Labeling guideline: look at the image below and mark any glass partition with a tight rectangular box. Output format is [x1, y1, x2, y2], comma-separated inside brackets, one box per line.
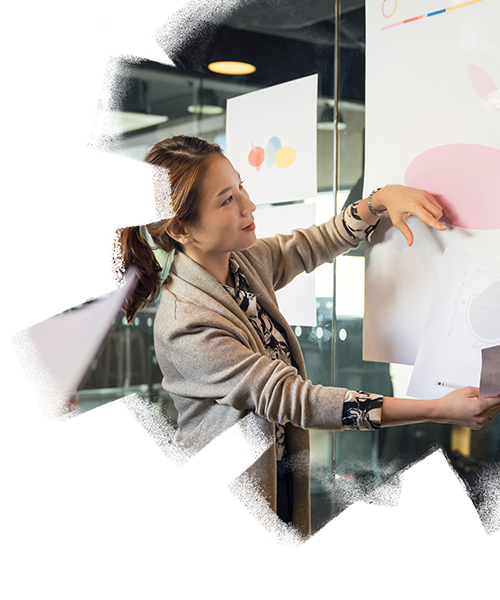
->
[73, 0, 498, 533]
[334, 0, 499, 523]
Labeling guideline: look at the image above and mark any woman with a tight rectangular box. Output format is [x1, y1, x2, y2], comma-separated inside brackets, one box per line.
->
[118, 135, 500, 539]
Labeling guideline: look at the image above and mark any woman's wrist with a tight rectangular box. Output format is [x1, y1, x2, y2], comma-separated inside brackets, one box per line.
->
[366, 187, 388, 216]
[357, 190, 387, 226]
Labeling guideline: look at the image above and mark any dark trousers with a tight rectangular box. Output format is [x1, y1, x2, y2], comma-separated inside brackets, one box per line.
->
[277, 454, 292, 547]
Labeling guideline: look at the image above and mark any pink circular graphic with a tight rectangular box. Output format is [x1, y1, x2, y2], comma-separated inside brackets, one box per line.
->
[382, 0, 397, 19]
[404, 144, 500, 230]
[467, 64, 500, 111]
[248, 145, 265, 169]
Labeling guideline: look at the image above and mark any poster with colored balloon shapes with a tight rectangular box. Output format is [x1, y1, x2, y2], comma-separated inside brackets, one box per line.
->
[225, 74, 318, 205]
[363, 0, 500, 368]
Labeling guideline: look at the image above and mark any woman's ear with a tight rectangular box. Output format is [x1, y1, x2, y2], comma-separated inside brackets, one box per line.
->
[166, 219, 191, 246]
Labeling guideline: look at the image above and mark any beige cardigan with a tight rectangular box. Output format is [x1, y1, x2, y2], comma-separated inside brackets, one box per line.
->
[153, 213, 361, 539]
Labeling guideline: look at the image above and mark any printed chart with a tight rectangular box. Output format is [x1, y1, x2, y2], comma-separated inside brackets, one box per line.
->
[363, 0, 500, 365]
[381, 0, 484, 31]
[408, 249, 500, 399]
[458, 272, 500, 345]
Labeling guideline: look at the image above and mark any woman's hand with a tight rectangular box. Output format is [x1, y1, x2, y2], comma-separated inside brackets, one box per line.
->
[359, 184, 447, 246]
[430, 387, 500, 430]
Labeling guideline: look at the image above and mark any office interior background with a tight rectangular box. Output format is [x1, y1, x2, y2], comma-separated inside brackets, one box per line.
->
[71, 0, 500, 535]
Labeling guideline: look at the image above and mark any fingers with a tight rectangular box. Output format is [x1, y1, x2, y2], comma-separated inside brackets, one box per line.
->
[482, 393, 500, 411]
[472, 394, 500, 429]
[415, 205, 447, 232]
[393, 216, 414, 246]
[420, 190, 444, 218]
[381, 185, 448, 244]
[406, 190, 447, 231]
[392, 202, 442, 245]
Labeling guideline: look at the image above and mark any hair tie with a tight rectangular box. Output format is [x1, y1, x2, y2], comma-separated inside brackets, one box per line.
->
[139, 225, 175, 283]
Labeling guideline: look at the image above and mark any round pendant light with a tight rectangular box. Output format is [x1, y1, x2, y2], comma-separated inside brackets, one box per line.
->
[208, 61, 256, 75]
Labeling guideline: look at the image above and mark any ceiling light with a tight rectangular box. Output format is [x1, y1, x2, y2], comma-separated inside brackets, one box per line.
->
[208, 61, 256, 75]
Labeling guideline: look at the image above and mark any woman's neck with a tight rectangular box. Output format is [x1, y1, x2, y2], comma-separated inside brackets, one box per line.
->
[184, 248, 234, 287]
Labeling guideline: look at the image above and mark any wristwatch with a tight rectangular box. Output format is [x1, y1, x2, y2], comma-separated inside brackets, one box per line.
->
[366, 188, 388, 217]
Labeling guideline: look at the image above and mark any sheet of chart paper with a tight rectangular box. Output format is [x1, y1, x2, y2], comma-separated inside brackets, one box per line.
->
[363, 0, 500, 365]
[408, 248, 500, 399]
[13, 269, 137, 408]
[255, 202, 317, 326]
[480, 345, 500, 398]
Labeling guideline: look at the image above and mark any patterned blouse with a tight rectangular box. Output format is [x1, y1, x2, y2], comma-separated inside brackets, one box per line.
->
[222, 201, 384, 462]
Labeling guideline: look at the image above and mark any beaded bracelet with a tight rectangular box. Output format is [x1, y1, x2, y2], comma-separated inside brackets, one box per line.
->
[366, 187, 388, 217]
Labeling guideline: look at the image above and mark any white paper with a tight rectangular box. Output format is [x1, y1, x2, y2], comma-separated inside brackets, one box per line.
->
[408, 249, 500, 399]
[255, 202, 317, 326]
[363, 0, 500, 364]
[480, 345, 500, 398]
[226, 74, 318, 205]
[13, 269, 137, 413]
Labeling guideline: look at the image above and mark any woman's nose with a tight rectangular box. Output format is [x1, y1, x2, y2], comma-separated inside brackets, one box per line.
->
[241, 194, 256, 215]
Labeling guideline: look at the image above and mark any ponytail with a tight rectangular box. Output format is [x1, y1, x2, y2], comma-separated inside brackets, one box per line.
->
[117, 225, 164, 323]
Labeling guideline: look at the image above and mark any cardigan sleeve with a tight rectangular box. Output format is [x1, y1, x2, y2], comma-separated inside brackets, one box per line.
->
[244, 202, 378, 292]
[222, 260, 384, 432]
[155, 310, 348, 431]
[342, 200, 380, 242]
[341, 390, 383, 430]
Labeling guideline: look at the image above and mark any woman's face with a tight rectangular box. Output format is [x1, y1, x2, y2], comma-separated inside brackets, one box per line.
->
[185, 154, 257, 256]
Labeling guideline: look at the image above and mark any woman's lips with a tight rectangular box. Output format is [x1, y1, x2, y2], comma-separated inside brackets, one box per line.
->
[242, 222, 255, 231]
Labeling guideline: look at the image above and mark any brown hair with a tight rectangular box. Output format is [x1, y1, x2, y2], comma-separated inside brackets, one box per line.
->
[116, 135, 223, 322]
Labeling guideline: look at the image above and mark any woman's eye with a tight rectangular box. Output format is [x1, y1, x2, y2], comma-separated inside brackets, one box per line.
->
[222, 182, 243, 205]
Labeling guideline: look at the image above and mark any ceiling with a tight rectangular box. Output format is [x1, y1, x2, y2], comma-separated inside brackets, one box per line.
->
[111, 0, 366, 136]
[173, 0, 365, 48]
